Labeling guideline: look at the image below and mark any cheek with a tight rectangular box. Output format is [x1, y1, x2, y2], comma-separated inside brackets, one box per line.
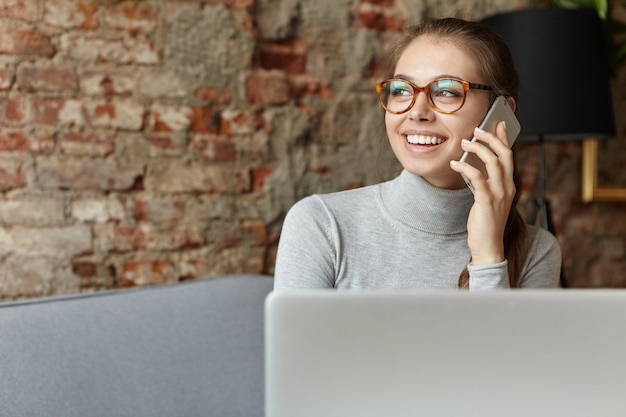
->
[385, 113, 401, 134]
[452, 119, 477, 139]
[465, 98, 493, 128]
[451, 109, 488, 138]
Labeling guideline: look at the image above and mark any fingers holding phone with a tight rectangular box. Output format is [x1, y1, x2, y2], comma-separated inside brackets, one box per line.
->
[452, 96, 520, 194]
[450, 122, 517, 266]
[461, 125, 515, 197]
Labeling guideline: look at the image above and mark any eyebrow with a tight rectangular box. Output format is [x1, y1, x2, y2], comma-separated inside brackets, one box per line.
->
[392, 73, 463, 83]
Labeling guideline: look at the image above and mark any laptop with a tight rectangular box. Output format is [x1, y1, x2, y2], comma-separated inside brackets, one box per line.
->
[265, 289, 626, 417]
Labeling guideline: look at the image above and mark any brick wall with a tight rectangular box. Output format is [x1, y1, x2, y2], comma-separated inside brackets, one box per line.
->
[0, 0, 625, 299]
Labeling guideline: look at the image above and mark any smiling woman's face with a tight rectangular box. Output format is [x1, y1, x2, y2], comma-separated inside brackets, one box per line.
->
[385, 35, 492, 190]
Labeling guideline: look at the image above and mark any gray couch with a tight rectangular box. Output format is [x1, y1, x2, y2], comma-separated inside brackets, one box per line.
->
[0, 274, 274, 417]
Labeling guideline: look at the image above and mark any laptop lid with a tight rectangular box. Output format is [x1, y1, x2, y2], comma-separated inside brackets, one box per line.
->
[265, 290, 626, 417]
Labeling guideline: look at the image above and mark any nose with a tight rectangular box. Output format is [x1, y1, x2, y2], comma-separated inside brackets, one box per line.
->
[407, 89, 434, 121]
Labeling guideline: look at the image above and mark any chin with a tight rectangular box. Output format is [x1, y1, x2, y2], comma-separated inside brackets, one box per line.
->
[401, 165, 462, 189]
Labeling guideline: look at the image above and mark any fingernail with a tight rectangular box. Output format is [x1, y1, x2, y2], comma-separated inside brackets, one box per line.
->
[474, 127, 485, 133]
[502, 121, 507, 130]
[450, 160, 459, 166]
[462, 138, 472, 144]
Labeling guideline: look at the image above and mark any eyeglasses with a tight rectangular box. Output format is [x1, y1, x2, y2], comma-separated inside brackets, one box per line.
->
[375, 78, 493, 114]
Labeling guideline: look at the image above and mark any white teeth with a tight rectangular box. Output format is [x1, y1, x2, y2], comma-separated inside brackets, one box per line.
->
[406, 135, 444, 145]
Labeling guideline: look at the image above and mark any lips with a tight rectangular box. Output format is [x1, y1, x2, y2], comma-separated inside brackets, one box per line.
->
[405, 134, 446, 145]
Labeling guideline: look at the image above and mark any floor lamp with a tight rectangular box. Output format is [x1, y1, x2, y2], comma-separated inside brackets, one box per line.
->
[482, 8, 616, 287]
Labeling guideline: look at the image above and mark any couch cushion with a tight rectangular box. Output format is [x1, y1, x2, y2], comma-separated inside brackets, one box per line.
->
[0, 274, 274, 417]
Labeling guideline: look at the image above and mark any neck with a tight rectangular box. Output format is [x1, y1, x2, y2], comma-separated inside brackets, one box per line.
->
[381, 170, 474, 235]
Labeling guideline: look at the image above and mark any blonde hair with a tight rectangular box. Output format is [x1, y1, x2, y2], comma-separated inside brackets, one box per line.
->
[382, 18, 529, 288]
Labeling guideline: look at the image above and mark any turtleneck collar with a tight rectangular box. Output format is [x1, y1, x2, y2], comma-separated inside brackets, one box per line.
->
[379, 170, 474, 235]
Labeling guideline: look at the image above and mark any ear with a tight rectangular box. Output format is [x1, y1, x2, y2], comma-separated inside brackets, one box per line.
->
[506, 96, 517, 112]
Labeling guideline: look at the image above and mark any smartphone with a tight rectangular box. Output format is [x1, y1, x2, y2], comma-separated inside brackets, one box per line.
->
[459, 96, 521, 193]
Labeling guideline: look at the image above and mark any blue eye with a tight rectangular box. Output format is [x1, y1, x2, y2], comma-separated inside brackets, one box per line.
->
[389, 81, 413, 97]
[431, 79, 464, 98]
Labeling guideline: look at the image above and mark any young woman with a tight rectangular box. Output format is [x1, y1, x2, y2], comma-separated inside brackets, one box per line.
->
[274, 18, 561, 289]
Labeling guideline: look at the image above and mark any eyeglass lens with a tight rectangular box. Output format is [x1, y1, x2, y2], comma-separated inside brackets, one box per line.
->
[379, 79, 467, 113]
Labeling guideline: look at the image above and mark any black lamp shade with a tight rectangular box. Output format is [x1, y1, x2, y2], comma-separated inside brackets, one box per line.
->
[482, 8, 616, 142]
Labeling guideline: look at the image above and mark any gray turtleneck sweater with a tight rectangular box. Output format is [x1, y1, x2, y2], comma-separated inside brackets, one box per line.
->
[274, 170, 561, 290]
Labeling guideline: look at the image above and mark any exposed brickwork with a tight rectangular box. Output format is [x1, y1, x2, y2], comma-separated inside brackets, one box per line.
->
[1, 0, 625, 299]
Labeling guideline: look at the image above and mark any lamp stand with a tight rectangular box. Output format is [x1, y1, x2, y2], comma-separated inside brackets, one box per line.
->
[527, 136, 566, 287]
[528, 136, 555, 231]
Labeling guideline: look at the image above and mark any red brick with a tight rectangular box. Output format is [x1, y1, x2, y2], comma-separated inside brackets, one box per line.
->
[253, 112, 270, 133]
[80, 68, 136, 96]
[243, 220, 268, 246]
[191, 134, 237, 162]
[219, 110, 253, 134]
[145, 134, 178, 151]
[214, 139, 237, 161]
[0, 159, 26, 191]
[189, 107, 221, 133]
[132, 196, 186, 223]
[101, 75, 119, 95]
[17, 63, 78, 92]
[226, 0, 255, 8]
[291, 75, 332, 100]
[71, 196, 125, 223]
[355, 11, 404, 32]
[362, 0, 395, 6]
[30, 98, 64, 125]
[147, 225, 206, 250]
[82, 99, 145, 130]
[59, 130, 114, 156]
[120, 259, 176, 287]
[145, 161, 250, 193]
[251, 167, 272, 191]
[105, 225, 147, 252]
[258, 50, 305, 74]
[0, 98, 27, 124]
[232, 112, 249, 127]
[0, 130, 28, 152]
[102, 222, 205, 252]
[0, 28, 55, 56]
[218, 118, 232, 135]
[256, 40, 306, 74]
[195, 88, 233, 105]
[246, 71, 290, 106]
[44, 1, 99, 29]
[0, 0, 39, 21]
[25, 128, 55, 154]
[37, 156, 144, 191]
[61, 33, 158, 64]
[72, 262, 97, 278]
[95, 102, 114, 119]
[178, 246, 266, 279]
[0, 66, 12, 90]
[148, 104, 192, 132]
[104, 2, 158, 33]
[150, 116, 171, 132]
[308, 166, 332, 175]
[235, 134, 271, 160]
[133, 201, 148, 222]
[208, 221, 240, 249]
[77, 3, 99, 29]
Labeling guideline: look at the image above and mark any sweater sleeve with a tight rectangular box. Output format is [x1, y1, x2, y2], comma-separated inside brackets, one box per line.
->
[467, 226, 562, 290]
[468, 261, 510, 289]
[517, 226, 562, 288]
[274, 196, 337, 290]
[468, 226, 562, 289]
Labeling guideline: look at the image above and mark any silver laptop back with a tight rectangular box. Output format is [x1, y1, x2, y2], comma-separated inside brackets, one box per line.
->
[265, 290, 626, 417]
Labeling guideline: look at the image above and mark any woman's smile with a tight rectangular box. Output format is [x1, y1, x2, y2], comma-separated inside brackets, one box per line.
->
[405, 134, 446, 145]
